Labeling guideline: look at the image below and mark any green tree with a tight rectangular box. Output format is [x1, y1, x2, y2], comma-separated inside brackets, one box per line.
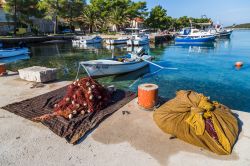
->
[38, 0, 63, 34]
[108, 0, 147, 32]
[60, 0, 86, 30]
[79, 0, 147, 33]
[3, 0, 41, 35]
[145, 5, 171, 31]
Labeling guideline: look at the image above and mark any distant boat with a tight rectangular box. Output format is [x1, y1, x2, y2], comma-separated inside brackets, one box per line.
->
[72, 36, 103, 44]
[79, 48, 151, 77]
[0, 54, 30, 63]
[175, 28, 216, 43]
[105, 37, 129, 45]
[127, 33, 149, 46]
[0, 47, 30, 58]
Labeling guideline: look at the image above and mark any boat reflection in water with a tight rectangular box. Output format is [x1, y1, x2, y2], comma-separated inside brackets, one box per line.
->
[175, 42, 216, 54]
[127, 44, 150, 53]
[72, 42, 102, 50]
[105, 44, 127, 51]
[0, 54, 30, 64]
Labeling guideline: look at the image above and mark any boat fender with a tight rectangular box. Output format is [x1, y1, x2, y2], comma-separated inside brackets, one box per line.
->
[235, 61, 243, 68]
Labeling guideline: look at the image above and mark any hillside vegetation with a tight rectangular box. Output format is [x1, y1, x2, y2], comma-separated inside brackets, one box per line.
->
[228, 23, 250, 29]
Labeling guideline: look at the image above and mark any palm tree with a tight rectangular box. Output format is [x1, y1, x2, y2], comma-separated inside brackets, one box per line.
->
[109, 6, 129, 32]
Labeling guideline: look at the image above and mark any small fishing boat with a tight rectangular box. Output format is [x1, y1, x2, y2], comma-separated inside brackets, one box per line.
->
[105, 37, 129, 45]
[0, 47, 30, 58]
[175, 28, 216, 43]
[72, 36, 103, 44]
[0, 54, 30, 63]
[127, 33, 149, 46]
[79, 48, 151, 77]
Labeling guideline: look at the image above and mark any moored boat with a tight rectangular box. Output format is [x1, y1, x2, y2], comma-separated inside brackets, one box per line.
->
[0, 47, 30, 58]
[105, 37, 129, 45]
[127, 33, 149, 46]
[79, 48, 151, 77]
[175, 28, 216, 43]
[0, 54, 30, 63]
[72, 36, 103, 44]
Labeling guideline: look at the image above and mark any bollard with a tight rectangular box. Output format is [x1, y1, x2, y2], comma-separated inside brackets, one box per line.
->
[0, 63, 7, 76]
[138, 83, 158, 110]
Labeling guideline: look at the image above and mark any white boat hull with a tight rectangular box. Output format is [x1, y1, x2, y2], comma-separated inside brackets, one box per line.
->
[80, 38, 102, 44]
[127, 39, 149, 46]
[106, 39, 128, 45]
[0, 48, 29, 58]
[80, 56, 151, 77]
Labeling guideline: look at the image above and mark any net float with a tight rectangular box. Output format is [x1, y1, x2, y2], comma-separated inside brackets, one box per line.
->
[86, 82, 90, 86]
[89, 95, 93, 100]
[72, 110, 77, 114]
[76, 104, 80, 108]
[98, 96, 102, 99]
[68, 114, 73, 119]
[138, 84, 158, 110]
[65, 97, 70, 102]
[81, 110, 85, 115]
[91, 85, 96, 89]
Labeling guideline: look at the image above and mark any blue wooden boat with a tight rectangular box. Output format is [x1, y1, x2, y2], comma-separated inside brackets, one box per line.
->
[175, 28, 216, 43]
[0, 54, 30, 63]
[0, 47, 29, 58]
[175, 35, 216, 43]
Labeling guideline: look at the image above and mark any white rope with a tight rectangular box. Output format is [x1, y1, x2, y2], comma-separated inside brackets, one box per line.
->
[140, 57, 178, 70]
[75, 63, 81, 80]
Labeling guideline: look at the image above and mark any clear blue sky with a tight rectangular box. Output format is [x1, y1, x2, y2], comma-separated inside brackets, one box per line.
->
[86, 0, 250, 26]
[135, 0, 250, 26]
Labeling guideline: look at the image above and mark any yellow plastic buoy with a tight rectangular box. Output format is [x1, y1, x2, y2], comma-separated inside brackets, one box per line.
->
[235, 61, 243, 68]
[138, 83, 158, 110]
[0, 63, 6, 76]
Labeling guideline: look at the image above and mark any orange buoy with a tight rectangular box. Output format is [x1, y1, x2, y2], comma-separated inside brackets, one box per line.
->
[235, 61, 243, 68]
[0, 63, 7, 76]
[138, 83, 158, 110]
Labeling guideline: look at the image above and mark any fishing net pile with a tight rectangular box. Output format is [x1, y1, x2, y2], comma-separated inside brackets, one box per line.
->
[153, 90, 239, 155]
[33, 77, 110, 121]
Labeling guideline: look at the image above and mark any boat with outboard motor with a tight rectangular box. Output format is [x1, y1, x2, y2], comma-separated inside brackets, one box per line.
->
[105, 37, 129, 45]
[0, 47, 30, 58]
[72, 36, 103, 44]
[127, 33, 149, 46]
[79, 48, 151, 77]
[175, 28, 216, 43]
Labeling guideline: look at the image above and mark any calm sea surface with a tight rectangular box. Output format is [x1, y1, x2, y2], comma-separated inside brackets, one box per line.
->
[5, 30, 250, 112]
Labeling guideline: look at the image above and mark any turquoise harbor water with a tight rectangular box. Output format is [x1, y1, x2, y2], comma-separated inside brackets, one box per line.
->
[5, 30, 250, 112]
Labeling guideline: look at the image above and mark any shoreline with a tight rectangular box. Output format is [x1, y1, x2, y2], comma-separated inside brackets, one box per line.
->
[0, 73, 250, 166]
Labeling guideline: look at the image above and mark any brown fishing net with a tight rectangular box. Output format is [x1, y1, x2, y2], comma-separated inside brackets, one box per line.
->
[33, 77, 110, 121]
[153, 90, 239, 155]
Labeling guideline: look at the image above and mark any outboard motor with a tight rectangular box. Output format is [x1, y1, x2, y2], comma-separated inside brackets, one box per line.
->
[135, 47, 145, 57]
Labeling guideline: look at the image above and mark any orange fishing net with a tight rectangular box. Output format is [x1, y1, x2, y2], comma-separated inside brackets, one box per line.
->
[33, 77, 110, 121]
